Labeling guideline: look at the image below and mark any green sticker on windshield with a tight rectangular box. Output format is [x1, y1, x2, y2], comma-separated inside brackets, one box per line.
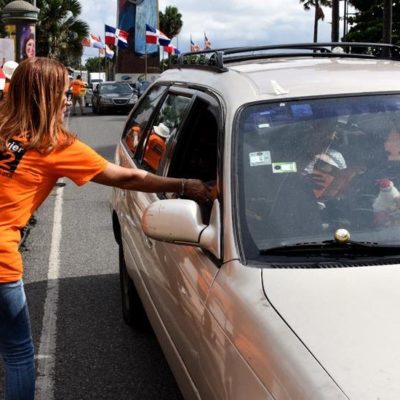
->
[272, 162, 297, 173]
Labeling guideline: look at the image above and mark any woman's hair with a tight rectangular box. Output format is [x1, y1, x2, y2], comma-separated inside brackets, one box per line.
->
[24, 33, 35, 53]
[0, 57, 75, 153]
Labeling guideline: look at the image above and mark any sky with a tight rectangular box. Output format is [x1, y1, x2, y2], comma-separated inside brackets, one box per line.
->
[80, 0, 354, 61]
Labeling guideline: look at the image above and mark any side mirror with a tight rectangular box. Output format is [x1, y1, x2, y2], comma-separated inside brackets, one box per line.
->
[141, 199, 221, 258]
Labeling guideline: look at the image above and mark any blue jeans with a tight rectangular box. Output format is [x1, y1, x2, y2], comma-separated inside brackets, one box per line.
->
[0, 280, 35, 400]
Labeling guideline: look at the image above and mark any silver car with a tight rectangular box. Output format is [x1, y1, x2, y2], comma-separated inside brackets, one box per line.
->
[111, 43, 400, 399]
[92, 81, 137, 114]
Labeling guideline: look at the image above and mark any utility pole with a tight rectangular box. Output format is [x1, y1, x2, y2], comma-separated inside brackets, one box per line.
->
[383, 0, 393, 57]
[383, 0, 392, 44]
[331, 0, 340, 42]
[343, 0, 348, 38]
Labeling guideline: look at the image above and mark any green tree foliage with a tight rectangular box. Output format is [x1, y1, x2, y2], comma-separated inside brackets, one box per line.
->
[36, 0, 89, 65]
[345, 0, 400, 45]
[159, 6, 183, 39]
[85, 56, 105, 73]
[159, 6, 183, 69]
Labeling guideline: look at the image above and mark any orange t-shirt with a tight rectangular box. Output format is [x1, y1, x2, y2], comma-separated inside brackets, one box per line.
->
[0, 137, 108, 282]
[143, 133, 166, 172]
[70, 79, 86, 97]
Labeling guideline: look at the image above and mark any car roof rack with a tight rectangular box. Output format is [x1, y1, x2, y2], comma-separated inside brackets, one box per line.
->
[173, 42, 400, 73]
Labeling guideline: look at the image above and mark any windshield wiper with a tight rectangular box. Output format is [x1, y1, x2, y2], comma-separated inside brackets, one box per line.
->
[260, 240, 400, 257]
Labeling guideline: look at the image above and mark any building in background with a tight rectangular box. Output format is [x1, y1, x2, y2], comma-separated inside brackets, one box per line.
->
[116, 0, 160, 81]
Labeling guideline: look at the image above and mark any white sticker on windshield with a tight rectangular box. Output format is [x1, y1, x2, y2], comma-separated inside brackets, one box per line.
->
[272, 162, 297, 173]
[249, 151, 271, 167]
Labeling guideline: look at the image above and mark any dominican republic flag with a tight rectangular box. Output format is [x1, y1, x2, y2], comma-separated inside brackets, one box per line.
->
[164, 45, 180, 55]
[82, 34, 105, 49]
[90, 34, 105, 49]
[99, 44, 114, 59]
[105, 24, 128, 49]
[145, 24, 171, 47]
[105, 44, 114, 59]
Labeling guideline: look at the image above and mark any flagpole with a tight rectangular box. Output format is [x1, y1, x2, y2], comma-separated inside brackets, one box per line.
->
[145, 42, 148, 80]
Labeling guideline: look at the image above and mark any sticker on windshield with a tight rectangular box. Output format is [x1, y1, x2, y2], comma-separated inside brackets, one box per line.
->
[249, 151, 271, 167]
[272, 162, 297, 173]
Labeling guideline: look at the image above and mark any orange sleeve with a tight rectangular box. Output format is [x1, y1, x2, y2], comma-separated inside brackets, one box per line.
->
[49, 139, 108, 186]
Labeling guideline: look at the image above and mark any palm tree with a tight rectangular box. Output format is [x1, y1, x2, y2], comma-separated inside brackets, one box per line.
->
[159, 6, 183, 68]
[331, 0, 340, 41]
[36, 0, 89, 66]
[300, 0, 332, 42]
[159, 6, 183, 41]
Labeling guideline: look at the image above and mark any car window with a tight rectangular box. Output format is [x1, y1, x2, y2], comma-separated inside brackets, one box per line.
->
[140, 93, 192, 173]
[122, 85, 167, 156]
[236, 94, 400, 261]
[165, 94, 221, 222]
[100, 84, 132, 94]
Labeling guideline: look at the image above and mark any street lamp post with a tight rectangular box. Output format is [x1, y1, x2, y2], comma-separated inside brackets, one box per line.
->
[332, 0, 340, 42]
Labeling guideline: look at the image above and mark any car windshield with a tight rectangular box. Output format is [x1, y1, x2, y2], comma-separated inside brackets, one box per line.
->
[236, 94, 400, 262]
[100, 83, 132, 95]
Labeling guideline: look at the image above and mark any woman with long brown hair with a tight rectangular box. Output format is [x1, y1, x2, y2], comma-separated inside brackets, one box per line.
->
[0, 57, 210, 399]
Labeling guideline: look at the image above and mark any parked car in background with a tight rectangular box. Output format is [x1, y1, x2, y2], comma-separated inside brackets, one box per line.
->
[92, 81, 138, 114]
[111, 43, 400, 400]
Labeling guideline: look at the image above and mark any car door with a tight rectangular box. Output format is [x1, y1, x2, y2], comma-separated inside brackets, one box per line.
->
[126, 86, 223, 387]
[117, 84, 169, 294]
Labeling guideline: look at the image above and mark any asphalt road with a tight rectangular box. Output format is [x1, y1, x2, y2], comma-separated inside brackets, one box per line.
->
[0, 108, 183, 400]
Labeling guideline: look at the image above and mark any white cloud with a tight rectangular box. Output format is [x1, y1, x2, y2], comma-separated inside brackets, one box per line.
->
[80, 0, 348, 57]
[158, 0, 337, 50]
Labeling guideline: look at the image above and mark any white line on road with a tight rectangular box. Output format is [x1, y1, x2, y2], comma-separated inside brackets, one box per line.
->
[35, 182, 64, 400]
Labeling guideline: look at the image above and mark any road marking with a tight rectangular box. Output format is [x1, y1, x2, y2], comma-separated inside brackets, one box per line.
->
[35, 182, 64, 400]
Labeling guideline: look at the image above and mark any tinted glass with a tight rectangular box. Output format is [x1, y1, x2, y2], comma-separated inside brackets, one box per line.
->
[141, 93, 192, 173]
[122, 85, 167, 156]
[100, 83, 133, 94]
[237, 95, 400, 261]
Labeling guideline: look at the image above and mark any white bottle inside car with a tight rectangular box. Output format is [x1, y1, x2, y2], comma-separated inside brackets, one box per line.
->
[373, 179, 400, 213]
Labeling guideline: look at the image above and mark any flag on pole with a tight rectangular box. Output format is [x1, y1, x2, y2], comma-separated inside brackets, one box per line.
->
[204, 33, 211, 50]
[190, 37, 200, 52]
[81, 37, 91, 47]
[105, 44, 114, 59]
[90, 34, 105, 49]
[81, 34, 105, 49]
[163, 44, 180, 55]
[145, 24, 171, 46]
[105, 24, 129, 48]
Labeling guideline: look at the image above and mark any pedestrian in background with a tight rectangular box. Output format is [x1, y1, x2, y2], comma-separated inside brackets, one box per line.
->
[69, 74, 86, 116]
[0, 57, 211, 400]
